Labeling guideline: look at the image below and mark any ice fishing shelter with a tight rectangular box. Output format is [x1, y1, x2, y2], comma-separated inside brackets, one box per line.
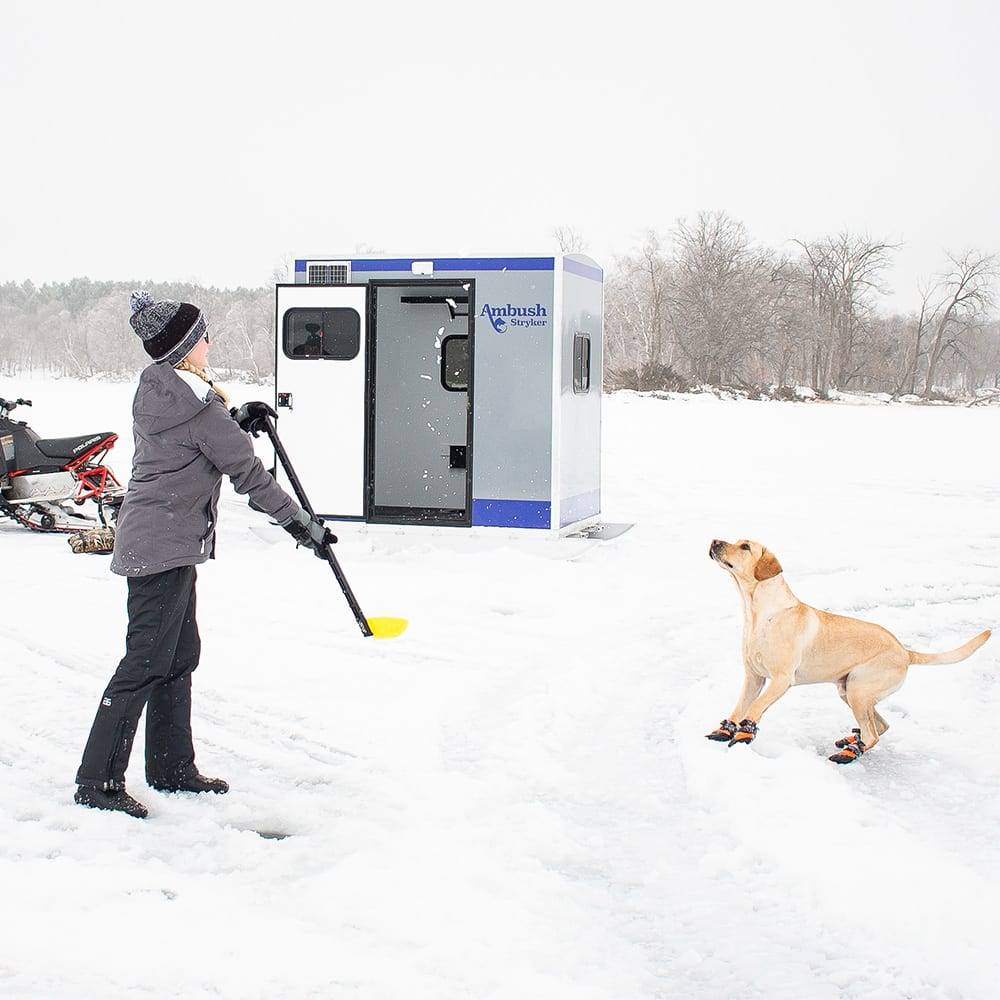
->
[273, 254, 603, 531]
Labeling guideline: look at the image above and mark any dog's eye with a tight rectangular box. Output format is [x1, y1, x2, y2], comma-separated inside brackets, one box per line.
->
[740, 544, 751, 551]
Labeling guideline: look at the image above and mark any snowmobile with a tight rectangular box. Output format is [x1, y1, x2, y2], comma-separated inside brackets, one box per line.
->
[0, 395, 125, 535]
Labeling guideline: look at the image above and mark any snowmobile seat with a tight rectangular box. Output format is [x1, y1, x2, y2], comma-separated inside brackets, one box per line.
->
[34, 433, 115, 461]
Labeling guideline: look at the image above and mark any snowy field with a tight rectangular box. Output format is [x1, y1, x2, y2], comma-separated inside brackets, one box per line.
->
[1, 376, 998, 1000]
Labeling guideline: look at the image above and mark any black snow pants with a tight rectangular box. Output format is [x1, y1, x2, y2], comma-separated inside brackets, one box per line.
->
[76, 566, 201, 789]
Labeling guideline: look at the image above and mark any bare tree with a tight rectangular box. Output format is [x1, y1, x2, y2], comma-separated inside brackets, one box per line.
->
[751, 261, 816, 389]
[920, 251, 996, 396]
[222, 296, 275, 382]
[553, 226, 587, 254]
[83, 293, 145, 375]
[894, 283, 936, 395]
[604, 231, 674, 388]
[795, 233, 897, 391]
[962, 319, 1000, 391]
[669, 211, 784, 386]
[271, 253, 295, 285]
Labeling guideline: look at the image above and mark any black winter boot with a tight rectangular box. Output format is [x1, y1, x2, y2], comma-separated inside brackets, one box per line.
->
[74, 783, 149, 819]
[149, 772, 229, 794]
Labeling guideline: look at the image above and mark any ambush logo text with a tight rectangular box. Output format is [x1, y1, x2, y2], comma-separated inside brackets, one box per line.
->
[480, 303, 548, 334]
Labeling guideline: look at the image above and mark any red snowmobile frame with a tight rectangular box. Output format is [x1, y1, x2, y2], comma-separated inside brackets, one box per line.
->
[0, 397, 125, 533]
[7, 434, 122, 495]
[54, 436, 122, 503]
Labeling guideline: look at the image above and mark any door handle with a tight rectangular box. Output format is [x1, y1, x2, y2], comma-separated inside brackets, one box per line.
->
[278, 392, 293, 410]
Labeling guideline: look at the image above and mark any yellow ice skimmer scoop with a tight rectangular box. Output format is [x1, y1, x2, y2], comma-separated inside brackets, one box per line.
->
[257, 413, 408, 640]
[366, 617, 409, 639]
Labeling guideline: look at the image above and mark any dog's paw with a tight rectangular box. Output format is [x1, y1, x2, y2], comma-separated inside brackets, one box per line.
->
[727, 719, 758, 747]
[705, 720, 737, 742]
[834, 728, 863, 750]
[829, 729, 865, 764]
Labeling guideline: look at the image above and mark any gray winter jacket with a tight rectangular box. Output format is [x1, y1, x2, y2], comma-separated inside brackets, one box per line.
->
[110, 364, 299, 577]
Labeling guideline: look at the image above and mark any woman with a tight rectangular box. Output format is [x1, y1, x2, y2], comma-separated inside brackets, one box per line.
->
[75, 291, 333, 818]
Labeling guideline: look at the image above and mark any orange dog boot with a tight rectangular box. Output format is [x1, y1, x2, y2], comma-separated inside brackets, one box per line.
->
[829, 728, 865, 764]
[706, 720, 737, 742]
[728, 719, 758, 747]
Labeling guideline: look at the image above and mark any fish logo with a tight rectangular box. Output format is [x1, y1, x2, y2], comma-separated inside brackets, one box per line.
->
[483, 306, 507, 333]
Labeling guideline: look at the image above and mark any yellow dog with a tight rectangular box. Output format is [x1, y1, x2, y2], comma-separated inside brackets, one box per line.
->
[707, 539, 991, 762]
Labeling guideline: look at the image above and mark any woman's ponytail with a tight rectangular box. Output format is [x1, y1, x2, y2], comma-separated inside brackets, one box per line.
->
[174, 359, 231, 406]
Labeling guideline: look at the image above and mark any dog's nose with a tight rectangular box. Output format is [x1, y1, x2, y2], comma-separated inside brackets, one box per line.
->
[709, 539, 723, 557]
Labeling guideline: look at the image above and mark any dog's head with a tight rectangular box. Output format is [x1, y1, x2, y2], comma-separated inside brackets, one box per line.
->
[709, 538, 783, 585]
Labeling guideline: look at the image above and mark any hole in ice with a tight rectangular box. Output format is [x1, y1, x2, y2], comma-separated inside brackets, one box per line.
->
[229, 823, 293, 840]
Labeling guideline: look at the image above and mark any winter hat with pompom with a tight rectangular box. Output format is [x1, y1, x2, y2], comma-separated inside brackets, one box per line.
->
[129, 290, 207, 366]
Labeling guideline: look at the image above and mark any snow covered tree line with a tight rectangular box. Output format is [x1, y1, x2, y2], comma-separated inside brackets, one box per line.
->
[3, 222, 998, 398]
[0, 279, 274, 381]
[593, 214, 1000, 398]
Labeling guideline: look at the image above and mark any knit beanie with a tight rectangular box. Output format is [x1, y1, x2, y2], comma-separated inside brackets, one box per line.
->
[129, 290, 207, 366]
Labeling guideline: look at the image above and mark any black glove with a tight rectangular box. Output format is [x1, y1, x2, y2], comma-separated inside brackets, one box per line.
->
[282, 509, 337, 557]
[232, 401, 278, 437]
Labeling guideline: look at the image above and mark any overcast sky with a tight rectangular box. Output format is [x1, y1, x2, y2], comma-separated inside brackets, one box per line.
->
[2, 0, 997, 309]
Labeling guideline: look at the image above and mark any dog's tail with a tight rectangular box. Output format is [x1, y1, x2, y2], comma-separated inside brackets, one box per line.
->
[907, 629, 991, 665]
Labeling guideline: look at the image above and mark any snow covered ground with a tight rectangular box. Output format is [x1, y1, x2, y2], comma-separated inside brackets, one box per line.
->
[1, 376, 998, 999]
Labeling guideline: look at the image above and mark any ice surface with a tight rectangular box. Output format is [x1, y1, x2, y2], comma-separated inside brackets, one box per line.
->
[1, 378, 998, 999]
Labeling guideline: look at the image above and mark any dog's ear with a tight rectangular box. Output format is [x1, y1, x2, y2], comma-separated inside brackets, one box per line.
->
[754, 548, 783, 581]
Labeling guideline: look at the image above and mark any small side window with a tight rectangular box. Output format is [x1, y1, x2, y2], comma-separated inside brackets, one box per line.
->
[283, 308, 361, 360]
[441, 335, 469, 391]
[573, 333, 591, 393]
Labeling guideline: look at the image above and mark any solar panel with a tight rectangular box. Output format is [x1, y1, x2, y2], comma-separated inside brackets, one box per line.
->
[307, 263, 351, 285]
